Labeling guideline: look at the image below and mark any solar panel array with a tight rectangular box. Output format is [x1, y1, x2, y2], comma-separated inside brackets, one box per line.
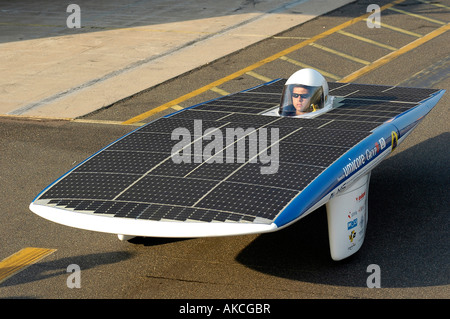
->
[35, 80, 439, 225]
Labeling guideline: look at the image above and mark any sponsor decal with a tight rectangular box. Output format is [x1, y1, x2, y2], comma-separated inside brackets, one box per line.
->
[349, 230, 356, 243]
[342, 154, 366, 178]
[347, 218, 358, 230]
[342, 138, 386, 178]
[391, 131, 398, 151]
[356, 191, 366, 202]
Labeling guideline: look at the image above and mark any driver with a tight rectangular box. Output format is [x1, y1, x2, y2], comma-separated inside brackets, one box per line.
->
[279, 68, 329, 117]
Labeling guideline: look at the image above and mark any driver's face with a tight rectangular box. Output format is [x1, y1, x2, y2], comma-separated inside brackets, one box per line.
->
[292, 86, 310, 114]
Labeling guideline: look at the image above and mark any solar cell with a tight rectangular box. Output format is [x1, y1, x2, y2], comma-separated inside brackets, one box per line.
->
[74, 151, 168, 174]
[34, 80, 440, 225]
[117, 175, 218, 206]
[39, 173, 139, 200]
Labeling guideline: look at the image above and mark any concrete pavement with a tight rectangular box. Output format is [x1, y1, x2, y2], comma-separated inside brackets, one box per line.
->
[0, 0, 353, 119]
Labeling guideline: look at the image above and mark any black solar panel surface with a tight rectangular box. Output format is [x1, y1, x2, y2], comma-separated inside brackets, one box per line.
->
[36, 80, 440, 224]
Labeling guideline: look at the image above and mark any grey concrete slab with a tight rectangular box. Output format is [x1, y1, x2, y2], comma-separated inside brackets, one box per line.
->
[0, 0, 353, 118]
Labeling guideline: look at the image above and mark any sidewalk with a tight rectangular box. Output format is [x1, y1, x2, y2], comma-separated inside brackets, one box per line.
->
[0, 0, 353, 119]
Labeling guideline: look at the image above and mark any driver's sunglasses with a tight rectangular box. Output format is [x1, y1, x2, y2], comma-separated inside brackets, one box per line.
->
[292, 93, 310, 99]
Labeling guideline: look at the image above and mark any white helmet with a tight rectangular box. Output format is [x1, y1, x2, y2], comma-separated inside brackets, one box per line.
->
[279, 68, 329, 117]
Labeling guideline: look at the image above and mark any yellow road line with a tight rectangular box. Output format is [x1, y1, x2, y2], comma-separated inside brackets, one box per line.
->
[0, 114, 147, 126]
[0, 247, 56, 284]
[279, 56, 341, 80]
[171, 105, 184, 111]
[210, 87, 230, 96]
[339, 23, 449, 83]
[122, 0, 405, 124]
[387, 7, 446, 25]
[369, 20, 423, 37]
[418, 0, 450, 9]
[309, 42, 371, 65]
[0, 114, 71, 122]
[245, 71, 272, 82]
[72, 118, 144, 126]
[272, 36, 311, 40]
[337, 30, 398, 51]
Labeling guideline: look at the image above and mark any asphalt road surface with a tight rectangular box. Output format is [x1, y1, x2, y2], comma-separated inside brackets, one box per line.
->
[1, 0, 449, 304]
